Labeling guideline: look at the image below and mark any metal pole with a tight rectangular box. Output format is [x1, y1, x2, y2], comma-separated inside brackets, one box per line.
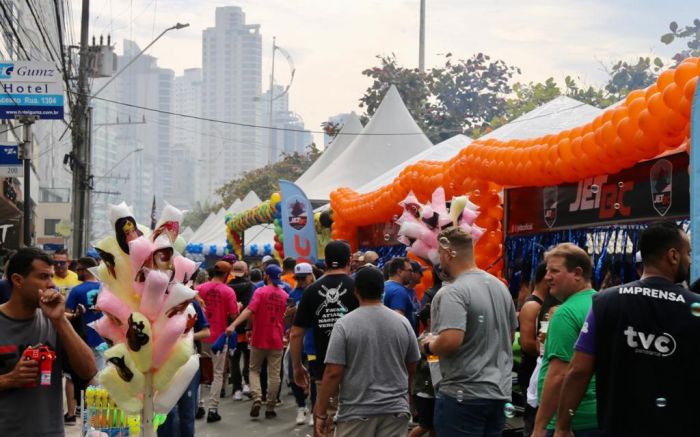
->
[84, 107, 93, 245]
[267, 36, 276, 165]
[71, 0, 89, 257]
[690, 80, 700, 283]
[419, 0, 425, 73]
[19, 117, 36, 246]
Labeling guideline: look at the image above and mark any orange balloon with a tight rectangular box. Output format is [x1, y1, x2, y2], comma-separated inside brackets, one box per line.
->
[627, 97, 646, 120]
[638, 109, 663, 140]
[678, 96, 692, 119]
[657, 69, 675, 90]
[684, 76, 698, 100]
[663, 83, 684, 111]
[625, 89, 646, 105]
[674, 60, 699, 87]
[647, 92, 669, 117]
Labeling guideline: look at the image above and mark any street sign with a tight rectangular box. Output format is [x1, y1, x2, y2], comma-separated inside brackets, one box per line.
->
[0, 61, 64, 120]
[0, 144, 21, 177]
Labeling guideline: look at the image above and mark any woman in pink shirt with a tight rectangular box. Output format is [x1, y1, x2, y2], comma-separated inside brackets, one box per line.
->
[227, 264, 288, 420]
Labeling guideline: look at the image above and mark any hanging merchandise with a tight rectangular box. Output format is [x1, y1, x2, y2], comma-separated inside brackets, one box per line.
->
[89, 202, 200, 437]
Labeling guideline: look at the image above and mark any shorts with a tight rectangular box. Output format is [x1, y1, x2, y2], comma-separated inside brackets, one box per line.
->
[413, 395, 434, 429]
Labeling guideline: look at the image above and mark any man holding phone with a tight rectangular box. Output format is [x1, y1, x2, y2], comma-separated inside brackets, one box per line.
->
[0, 248, 97, 435]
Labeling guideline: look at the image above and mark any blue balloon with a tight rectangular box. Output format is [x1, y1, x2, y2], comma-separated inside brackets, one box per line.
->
[250, 244, 259, 256]
[263, 244, 273, 255]
[209, 244, 218, 256]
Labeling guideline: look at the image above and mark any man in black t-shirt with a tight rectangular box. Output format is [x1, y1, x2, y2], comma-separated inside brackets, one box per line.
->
[554, 222, 700, 437]
[291, 240, 358, 428]
[227, 261, 255, 400]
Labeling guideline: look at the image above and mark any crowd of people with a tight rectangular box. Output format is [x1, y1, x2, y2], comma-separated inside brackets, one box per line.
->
[0, 221, 698, 436]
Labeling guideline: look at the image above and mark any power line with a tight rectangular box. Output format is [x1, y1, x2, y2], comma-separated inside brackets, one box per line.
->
[69, 90, 428, 137]
[26, 0, 61, 65]
[0, 1, 31, 59]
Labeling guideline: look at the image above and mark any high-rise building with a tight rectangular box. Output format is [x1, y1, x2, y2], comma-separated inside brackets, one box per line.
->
[174, 68, 203, 205]
[90, 40, 173, 238]
[323, 113, 351, 147]
[201, 6, 263, 202]
[260, 85, 313, 160]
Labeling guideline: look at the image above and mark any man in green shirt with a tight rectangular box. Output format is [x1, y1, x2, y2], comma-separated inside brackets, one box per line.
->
[533, 243, 598, 437]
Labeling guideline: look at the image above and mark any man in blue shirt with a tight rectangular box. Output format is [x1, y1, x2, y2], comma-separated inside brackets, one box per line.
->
[66, 257, 103, 365]
[383, 257, 418, 333]
[254, 258, 292, 294]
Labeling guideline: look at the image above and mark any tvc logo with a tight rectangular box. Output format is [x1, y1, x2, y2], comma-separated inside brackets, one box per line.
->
[623, 326, 676, 357]
[0, 63, 14, 79]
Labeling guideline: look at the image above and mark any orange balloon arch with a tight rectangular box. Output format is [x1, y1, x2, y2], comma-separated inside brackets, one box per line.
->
[330, 57, 699, 279]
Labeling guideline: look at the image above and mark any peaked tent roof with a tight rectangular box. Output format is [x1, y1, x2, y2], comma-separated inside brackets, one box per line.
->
[196, 208, 227, 245]
[356, 134, 472, 194]
[180, 226, 194, 243]
[481, 96, 602, 141]
[226, 199, 242, 214]
[295, 112, 363, 187]
[301, 85, 432, 202]
[237, 191, 262, 212]
[189, 212, 216, 243]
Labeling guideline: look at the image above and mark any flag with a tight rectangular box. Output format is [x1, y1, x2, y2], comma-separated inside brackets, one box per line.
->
[279, 180, 317, 263]
[150, 196, 157, 230]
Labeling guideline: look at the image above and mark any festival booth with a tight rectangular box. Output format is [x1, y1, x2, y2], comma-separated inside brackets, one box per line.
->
[297, 85, 433, 203]
[328, 59, 700, 300]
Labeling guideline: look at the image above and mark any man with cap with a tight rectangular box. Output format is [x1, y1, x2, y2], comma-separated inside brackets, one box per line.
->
[286, 262, 316, 425]
[227, 261, 255, 401]
[291, 241, 359, 431]
[197, 261, 240, 423]
[254, 257, 292, 294]
[227, 264, 288, 419]
[315, 266, 421, 437]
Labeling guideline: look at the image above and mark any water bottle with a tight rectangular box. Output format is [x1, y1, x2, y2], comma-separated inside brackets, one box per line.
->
[456, 390, 464, 403]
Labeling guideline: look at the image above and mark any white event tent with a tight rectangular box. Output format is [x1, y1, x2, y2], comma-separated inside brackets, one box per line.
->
[298, 85, 432, 202]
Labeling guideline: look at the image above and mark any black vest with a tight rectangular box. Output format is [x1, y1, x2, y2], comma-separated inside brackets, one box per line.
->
[592, 277, 700, 437]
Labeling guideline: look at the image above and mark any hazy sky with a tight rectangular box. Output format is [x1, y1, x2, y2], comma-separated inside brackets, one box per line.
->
[76, 0, 696, 145]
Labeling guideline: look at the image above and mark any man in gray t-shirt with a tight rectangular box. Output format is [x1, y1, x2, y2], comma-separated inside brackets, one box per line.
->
[0, 248, 97, 436]
[316, 266, 420, 437]
[421, 227, 517, 437]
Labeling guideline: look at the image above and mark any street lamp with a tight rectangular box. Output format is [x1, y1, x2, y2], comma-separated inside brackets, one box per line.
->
[91, 22, 190, 100]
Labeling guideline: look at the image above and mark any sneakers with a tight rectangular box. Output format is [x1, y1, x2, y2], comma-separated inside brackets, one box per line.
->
[64, 414, 76, 425]
[265, 409, 277, 419]
[276, 398, 283, 406]
[250, 400, 262, 418]
[233, 390, 243, 401]
[295, 407, 307, 425]
[206, 410, 222, 423]
[195, 407, 205, 419]
[308, 413, 314, 426]
[242, 384, 251, 396]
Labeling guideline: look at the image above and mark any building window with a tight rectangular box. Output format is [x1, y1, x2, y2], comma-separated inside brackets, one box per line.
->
[44, 219, 60, 236]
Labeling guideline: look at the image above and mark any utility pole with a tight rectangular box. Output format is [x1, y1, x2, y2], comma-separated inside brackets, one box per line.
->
[419, 0, 426, 73]
[71, 0, 90, 257]
[267, 36, 276, 165]
[17, 115, 37, 246]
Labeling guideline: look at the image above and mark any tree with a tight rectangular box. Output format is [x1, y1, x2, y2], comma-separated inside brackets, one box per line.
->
[321, 120, 343, 141]
[182, 201, 219, 229]
[661, 19, 700, 63]
[603, 57, 663, 100]
[358, 53, 519, 142]
[216, 145, 321, 208]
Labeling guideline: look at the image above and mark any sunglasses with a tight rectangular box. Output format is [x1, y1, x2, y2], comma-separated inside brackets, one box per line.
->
[54, 261, 68, 266]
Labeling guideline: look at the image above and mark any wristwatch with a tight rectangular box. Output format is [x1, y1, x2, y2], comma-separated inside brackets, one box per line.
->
[423, 341, 432, 356]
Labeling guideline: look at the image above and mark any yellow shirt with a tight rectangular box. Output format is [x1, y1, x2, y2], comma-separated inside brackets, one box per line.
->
[53, 270, 81, 296]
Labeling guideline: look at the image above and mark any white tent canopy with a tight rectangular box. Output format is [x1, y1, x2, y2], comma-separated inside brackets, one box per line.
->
[188, 212, 216, 243]
[356, 134, 472, 194]
[180, 226, 194, 243]
[481, 96, 602, 141]
[295, 112, 363, 187]
[299, 85, 432, 202]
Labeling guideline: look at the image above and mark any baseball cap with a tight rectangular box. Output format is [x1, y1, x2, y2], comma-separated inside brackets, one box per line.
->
[294, 262, 313, 278]
[232, 260, 248, 277]
[324, 240, 351, 269]
[221, 254, 237, 264]
[265, 264, 283, 286]
[214, 261, 232, 276]
[262, 255, 273, 264]
[410, 260, 428, 275]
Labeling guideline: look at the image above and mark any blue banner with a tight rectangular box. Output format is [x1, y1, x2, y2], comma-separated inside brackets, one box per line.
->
[0, 145, 21, 165]
[279, 180, 318, 263]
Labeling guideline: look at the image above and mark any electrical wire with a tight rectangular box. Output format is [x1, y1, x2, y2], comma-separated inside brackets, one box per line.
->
[69, 90, 428, 136]
[0, 1, 31, 59]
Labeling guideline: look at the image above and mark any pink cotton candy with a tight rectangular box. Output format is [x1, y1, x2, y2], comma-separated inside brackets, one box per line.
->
[128, 236, 153, 278]
[173, 255, 198, 284]
[89, 316, 126, 343]
[140, 269, 169, 322]
[96, 287, 133, 326]
[461, 208, 479, 226]
[152, 313, 187, 369]
[470, 225, 486, 241]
